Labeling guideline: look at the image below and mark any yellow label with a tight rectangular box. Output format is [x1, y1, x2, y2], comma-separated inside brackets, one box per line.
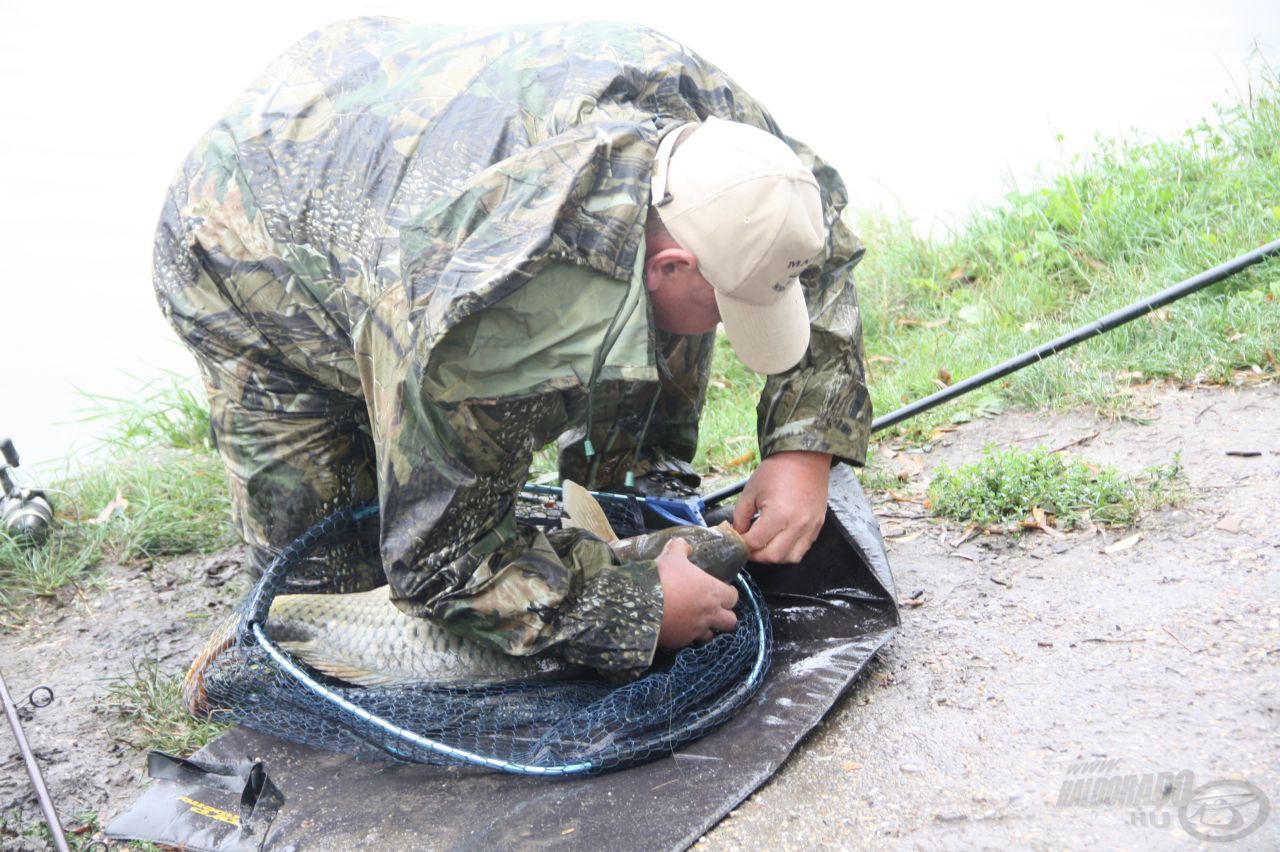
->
[179, 795, 241, 826]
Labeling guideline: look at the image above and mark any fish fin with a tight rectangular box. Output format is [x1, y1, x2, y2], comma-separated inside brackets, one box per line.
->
[183, 610, 240, 717]
[276, 641, 404, 688]
[561, 479, 618, 543]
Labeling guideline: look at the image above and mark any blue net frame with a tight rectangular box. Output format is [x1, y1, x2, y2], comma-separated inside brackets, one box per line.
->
[192, 501, 772, 775]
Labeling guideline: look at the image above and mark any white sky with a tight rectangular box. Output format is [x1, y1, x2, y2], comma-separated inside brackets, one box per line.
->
[2, 0, 1276, 470]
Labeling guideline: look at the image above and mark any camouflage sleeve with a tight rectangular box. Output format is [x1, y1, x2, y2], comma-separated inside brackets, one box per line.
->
[424, 521, 663, 680]
[370, 388, 665, 678]
[756, 138, 872, 467]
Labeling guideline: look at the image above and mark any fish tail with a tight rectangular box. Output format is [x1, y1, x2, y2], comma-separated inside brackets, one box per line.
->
[183, 609, 241, 717]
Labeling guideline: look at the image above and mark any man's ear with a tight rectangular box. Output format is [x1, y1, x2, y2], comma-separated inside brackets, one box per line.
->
[644, 247, 697, 292]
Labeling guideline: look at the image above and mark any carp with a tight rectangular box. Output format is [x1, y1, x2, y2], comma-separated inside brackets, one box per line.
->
[184, 481, 747, 711]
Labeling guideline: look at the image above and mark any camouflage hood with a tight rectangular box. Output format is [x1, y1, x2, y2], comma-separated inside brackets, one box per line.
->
[203, 18, 815, 358]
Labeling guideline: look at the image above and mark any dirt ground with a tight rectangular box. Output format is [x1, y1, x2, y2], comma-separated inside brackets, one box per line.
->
[2, 381, 1277, 850]
[706, 380, 1279, 850]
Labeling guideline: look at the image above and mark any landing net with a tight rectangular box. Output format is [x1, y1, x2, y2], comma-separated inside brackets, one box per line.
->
[185, 493, 771, 775]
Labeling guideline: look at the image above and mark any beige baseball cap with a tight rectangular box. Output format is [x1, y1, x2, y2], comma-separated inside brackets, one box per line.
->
[650, 116, 825, 375]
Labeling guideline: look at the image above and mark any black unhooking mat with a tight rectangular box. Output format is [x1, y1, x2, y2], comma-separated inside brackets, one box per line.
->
[106, 466, 898, 851]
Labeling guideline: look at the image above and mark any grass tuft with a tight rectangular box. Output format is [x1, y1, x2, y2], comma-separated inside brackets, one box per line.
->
[2, 371, 234, 611]
[857, 70, 1280, 439]
[928, 445, 1186, 529]
[106, 662, 229, 756]
[78, 371, 213, 453]
[1, 449, 236, 611]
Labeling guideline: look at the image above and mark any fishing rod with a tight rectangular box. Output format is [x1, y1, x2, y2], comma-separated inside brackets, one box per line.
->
[700, 236, 1280, 509]
[0, 669, 70, 852]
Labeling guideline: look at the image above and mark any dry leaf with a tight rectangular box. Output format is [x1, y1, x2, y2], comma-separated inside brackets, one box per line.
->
[88, 489, 128, 525]
[897, 317, 948, 329]
[867, 354, 896, 365]
[1026, 506, 1066, 539]
[937, 368, 953, 385]
[894, 455, 925, 481]
[1069, 250, 1107, 271]
[888, 531, 924, 543]
[1103, 533, 1142, 554]
[1215, 516, 1242, 534]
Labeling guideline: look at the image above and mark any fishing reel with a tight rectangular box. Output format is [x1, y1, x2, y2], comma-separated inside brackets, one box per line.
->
[0, 438, 53, 546]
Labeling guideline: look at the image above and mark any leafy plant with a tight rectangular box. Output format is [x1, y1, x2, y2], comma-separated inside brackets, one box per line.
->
[928, 445, 1184, 528]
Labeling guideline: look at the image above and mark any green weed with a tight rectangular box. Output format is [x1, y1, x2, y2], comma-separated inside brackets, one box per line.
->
[1, 449, 235, 612]
[64, 451, 236, 560]
[693, 334, 766, 475]
[857, 69, 1280, 439]
[106, 661, 228, 756]
[928, 445, 1185, 528]
[855, 446, 901, 495]
[1, 807, 104, 851]
[78, 371, 213, 453]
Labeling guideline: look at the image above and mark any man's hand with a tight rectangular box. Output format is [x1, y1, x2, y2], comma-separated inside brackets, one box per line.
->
[656, 538, 738, 649]
[732, 451, 832, 564]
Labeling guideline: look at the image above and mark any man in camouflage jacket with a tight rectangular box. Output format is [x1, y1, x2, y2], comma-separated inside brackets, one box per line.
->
[153, 18, 871, 679]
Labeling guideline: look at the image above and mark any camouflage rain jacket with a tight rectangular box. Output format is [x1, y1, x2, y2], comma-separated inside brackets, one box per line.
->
[154, 18, 871, 677]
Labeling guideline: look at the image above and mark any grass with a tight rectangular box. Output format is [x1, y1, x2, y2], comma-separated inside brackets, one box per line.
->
[928, 445, 1186, 529]
[686, 68, 1279, 463]
[1, 377, 234, 612]
[853, 70, 1280, 440]
[106, 661, 229, 756]
[78, 371, 213, 453]
[692, 334, 766, 475]
[2, 807, 107, 852]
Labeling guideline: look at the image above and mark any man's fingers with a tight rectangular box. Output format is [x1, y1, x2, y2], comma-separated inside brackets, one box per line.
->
[732, 493, 758, 535]
[711, 607, 738, 634]
[661, 537, 692, 558]
[752, 524, 810, 565]
[742, 509, 785, 553]
[719, 580, 739, 609]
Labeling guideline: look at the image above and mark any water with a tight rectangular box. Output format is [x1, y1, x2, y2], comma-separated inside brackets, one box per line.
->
[2, 1, 1274, 472]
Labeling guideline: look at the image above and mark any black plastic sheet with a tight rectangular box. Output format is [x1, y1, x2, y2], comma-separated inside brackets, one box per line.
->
[107, 465, 898, 851]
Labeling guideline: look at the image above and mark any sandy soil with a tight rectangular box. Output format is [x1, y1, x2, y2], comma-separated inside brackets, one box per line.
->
[2, 381, 1277, 849]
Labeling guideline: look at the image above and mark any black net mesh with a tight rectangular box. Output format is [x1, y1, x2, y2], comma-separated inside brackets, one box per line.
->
[185, 493, 771, 776]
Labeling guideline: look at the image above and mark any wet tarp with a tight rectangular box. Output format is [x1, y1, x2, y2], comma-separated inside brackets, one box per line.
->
[106, 465, 898, 851]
